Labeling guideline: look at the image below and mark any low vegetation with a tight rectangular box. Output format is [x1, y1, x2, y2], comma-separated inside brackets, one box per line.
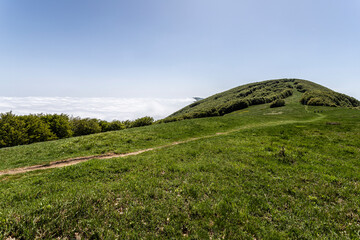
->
[0, 112, 153, 148]
[300, 90, 360, 107]
[270, 99, 285, 108]
[2, 79, 358, 148]
[0, 79, 359, 239]
[166, 79, 297, 121]
[0, 100, 359, 239]
[165, 79, 359, 121]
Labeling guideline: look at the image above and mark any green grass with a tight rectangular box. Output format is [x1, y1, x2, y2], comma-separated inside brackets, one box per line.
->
[168, 78, 333, 119]
[167, 79, 359, 121]
[0, 93, 314, 171]
[0, 96, 360, 239]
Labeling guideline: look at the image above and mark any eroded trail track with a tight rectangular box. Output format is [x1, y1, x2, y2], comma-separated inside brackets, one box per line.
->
[0, 113, 325, 176]
[0, 138, 201, 176]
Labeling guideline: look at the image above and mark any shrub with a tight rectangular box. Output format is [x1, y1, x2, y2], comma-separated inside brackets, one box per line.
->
[157, 117, 180, 124]
[122, 120, 132, 129]
[107, 120, 125, 131]
[218, 100, 249, 115]
[20, 115, 56, 144]
[99, 120, 125, 132]
[130, 116, 154, 128]
[0, 111, 156, 148]
[0, 112, 28, 147]
[188, 102, 200, 108]
[71, 118, 102, 136]
[300, 90, 360, 107]
[296, 84, 306, 92]
[0, 112, 57, 147]
[250, 97, 266, 105]
[41, 114, 73, 139]
[280, 89, 293, 98]
[99, 120, 110, 132]
[270, 99, 285, 108]
[307, 97, 327, 106]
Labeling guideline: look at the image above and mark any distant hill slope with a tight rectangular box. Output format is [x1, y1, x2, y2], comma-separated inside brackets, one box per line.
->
[166, 78, 359, 121]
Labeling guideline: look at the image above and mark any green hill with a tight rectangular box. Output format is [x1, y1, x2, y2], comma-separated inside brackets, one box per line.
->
[166, 79, 359, 121]
[0, 80, 359, 239]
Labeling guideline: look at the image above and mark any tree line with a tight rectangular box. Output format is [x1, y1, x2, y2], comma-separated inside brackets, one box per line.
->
[0, 112, 153, 148]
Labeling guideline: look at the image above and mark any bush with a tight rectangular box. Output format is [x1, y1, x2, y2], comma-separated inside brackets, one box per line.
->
[100, 120, 125, 132]
[0, 111, 156, 148]
[296, 84, 306, 93]
[280, 89, 293, 98]
[71, 118, 102, 136]
[20, 115, 56, 144]
[307, 97, 328, 106]
[130, 117, 154, 128]
[0, 112, 28, 147]
[300, 90, 360, 107]
[270, 99, 285, 108]
[0, 112, 56, 147]
[218, 100, 249, 115]
[41, 114, 73, 139]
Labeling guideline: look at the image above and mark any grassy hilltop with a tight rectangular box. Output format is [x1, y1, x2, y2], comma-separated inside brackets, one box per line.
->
[167, 78, 359, 121]
[0, 79, 359, 239]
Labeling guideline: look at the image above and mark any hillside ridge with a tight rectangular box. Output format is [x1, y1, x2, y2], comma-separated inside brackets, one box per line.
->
[0, 109, 325, 176]
[166, 78, 359, 121]
[1, 91, 359, 239]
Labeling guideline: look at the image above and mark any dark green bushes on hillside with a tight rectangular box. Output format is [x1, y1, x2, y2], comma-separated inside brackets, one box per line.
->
[0, 112, 58, 147]
[99, 120, 125, 132]
[167, 78, 343, 122]
[218, 100, 249, 115]
[295, 84, 305, 93]
[167, 79, 301, 121]
[130, 116, 154, 128]
[167, 85, 294, 121]
[0, 112, 29, 147]
[41, 114, 72, 139]
[270, 99, 285, 108]
[300, 90, 360, 107]
[71, 118, 102, 136]
[21, 115, 56, 144]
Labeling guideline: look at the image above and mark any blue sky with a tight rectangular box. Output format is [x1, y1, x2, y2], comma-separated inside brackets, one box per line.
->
[1, 0, 360, 99]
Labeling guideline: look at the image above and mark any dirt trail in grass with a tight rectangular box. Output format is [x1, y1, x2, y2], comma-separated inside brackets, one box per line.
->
[0, 139, 201, 176]
[0, 113, 325, 176]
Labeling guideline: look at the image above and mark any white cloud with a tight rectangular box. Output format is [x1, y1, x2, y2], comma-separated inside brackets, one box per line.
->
[0, 97, 194, 121]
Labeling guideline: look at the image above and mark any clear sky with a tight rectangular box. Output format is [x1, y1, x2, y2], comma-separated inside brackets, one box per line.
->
[1, 0, 360, 100]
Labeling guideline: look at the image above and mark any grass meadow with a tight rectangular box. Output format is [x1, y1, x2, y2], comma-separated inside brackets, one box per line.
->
[0, 94, 359, 239]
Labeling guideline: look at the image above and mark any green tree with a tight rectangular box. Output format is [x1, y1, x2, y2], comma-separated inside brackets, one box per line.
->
[130, 116, 154, 128]
[71, 118, 102, 136]
[0, 112, 28, 147]
[108, 120, 125, 131]
[20, 115, 56, 144]
[99, 120, 126, 132]
[41, 114, 73, 138]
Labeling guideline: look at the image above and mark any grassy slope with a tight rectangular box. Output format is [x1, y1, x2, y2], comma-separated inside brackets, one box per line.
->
[1, 93, 360, 239]
[168, 78, 359, 120]
[0, 92, 313, 171]
[168, 79, 328, 118]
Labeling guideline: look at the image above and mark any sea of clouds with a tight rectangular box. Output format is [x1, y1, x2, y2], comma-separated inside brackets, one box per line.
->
[0, 97, 194, 121]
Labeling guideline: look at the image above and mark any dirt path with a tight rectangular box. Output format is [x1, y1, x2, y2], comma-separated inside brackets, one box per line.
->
[0, 138, 201, 176]
[0, 113, 325, 177]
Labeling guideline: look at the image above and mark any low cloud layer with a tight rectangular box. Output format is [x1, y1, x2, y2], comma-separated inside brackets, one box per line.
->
[0, 97, 194, 121]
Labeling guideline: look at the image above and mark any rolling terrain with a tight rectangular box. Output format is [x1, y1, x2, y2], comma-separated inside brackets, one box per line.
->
[0, 79, 359, 239]
[167, 78, 359, 121]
